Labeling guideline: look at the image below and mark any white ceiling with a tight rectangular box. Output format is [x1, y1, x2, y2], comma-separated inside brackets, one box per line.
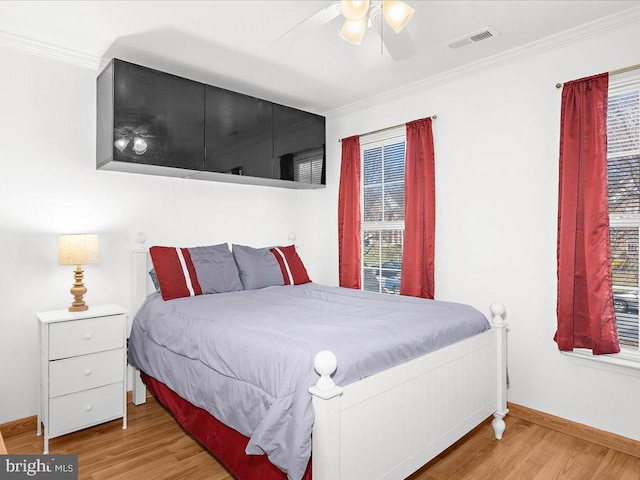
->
[1, 1, 639, 114]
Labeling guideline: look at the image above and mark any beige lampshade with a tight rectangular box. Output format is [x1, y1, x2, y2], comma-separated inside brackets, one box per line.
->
[340, 18, 367, 45]
[58, 234, 99, 266]
[382, 0, 415, 33]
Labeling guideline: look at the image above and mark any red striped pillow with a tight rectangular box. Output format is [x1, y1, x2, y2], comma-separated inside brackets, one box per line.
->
[150, 246, 203, 300]
[270, 245, 311, 285]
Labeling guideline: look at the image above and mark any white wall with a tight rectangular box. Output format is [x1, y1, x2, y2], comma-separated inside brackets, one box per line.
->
[3, 15, 640, 445]
[311, 22, 640, 440]
[0, 46, 320, 424]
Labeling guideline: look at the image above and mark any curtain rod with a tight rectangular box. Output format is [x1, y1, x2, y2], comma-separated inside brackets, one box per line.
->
[338, 114, 437, 143]
[555, 63, 640, 89]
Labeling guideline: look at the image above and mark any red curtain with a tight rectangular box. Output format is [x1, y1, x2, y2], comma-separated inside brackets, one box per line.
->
[555, 73, 620, 354]
[400, 118, 435, 299]
[338, 135, 362, 289]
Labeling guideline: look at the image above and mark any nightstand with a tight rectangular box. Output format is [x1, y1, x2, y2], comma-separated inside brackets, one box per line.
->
[37, 304, 128, 454]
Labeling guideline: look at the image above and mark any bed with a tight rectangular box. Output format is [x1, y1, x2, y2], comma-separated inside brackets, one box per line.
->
[128, 237, 508, 480]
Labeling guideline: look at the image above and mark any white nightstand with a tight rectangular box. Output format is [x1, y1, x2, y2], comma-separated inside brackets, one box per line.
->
[37, 304, 128, 454]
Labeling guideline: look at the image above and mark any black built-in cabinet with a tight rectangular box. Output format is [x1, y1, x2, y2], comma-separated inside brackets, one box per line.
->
[97, 59, 326, 188]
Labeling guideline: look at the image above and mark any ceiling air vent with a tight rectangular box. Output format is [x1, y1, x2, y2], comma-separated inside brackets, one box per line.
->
[447, 26, 500, 50]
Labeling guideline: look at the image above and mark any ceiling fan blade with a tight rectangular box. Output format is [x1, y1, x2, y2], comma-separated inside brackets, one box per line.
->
[372, 19, 416, 61]
[267, 1, 342, 48]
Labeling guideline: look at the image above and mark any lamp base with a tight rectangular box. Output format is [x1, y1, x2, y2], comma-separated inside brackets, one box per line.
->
[69, 266, 89, 312]
[69, 304, 89, 312]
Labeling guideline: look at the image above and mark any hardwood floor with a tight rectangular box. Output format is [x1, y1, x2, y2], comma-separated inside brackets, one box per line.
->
[3, 398, 640, 480]
[408, 416, 640, 480]
[0, 429, 6, 454]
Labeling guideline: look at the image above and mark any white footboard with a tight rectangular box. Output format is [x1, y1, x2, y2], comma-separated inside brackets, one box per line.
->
[309, 303, 508, 480]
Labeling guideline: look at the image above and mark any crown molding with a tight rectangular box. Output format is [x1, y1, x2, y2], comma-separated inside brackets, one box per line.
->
[326, 5, 640, 118]
[0, 30, 101, 70]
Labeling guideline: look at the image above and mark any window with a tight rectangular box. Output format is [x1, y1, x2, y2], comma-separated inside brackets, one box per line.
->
[608, 71, 640, 349]
[361, 128, 406, 295]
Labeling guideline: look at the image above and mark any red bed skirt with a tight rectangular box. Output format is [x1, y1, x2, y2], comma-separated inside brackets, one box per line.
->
[140, 372, 312, 480]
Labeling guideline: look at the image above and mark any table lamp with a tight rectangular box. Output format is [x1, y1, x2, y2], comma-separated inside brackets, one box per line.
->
[58, 234, 99, 312]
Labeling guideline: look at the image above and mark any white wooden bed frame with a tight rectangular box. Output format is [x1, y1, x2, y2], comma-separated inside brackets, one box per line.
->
[130, 235, 508, 480]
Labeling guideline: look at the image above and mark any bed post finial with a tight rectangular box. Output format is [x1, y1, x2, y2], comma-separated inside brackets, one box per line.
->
[134, 232, 147, 251]
[490, 302, 505, 324]
[314, 351, 337, 390]
[309, 350, 343, 400]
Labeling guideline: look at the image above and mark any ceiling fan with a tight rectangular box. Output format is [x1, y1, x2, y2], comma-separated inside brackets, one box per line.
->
[269, 0, 417, 61]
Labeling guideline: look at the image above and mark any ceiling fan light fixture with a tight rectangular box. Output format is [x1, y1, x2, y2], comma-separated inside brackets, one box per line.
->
[340, 18, 367, 45]
[382, 0, 415, 34]
[340, 0, 371, 21]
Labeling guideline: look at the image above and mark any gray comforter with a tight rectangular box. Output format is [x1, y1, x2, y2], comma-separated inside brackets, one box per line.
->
[127, 283, 489, 480]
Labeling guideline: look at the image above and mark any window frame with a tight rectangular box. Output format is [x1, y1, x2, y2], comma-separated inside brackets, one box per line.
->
[360, 126, 406, 295]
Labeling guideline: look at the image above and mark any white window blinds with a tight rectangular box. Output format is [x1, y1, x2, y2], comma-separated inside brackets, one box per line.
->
[608, 72, 640, 348]
[361, 128, 406, 295]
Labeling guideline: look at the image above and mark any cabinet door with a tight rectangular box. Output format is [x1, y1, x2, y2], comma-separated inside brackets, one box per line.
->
[204, 86, 274, 179]
[273, 104, 326, 185]
[113, 60, 205, 170]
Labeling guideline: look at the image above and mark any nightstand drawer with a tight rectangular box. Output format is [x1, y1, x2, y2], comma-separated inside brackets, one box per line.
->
[49, 349, 124, 398]
[49, 315, 125, 360]
[49, 383, 123, 437]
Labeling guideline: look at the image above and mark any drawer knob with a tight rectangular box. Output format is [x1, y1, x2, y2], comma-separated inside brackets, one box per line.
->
[85, 405, 92, 412]
[84, 333, 92, 340]
[84, 369, 92, 376]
